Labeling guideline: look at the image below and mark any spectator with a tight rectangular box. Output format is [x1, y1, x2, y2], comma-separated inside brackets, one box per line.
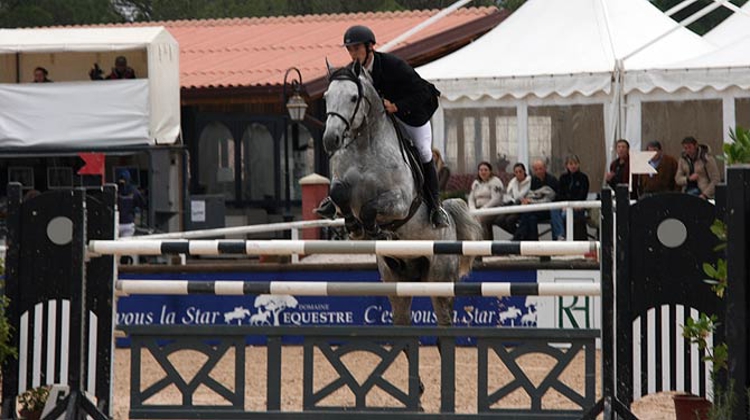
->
[467, 161, 505, 239]
[514, 160, 559, 241]
[494, 162, 531, 237]
[33, 67, 52, 83]
[90, 56, 136, 80]
[432, 148, 451, 193]
[638, 140, 678, 198]
[551, 154, 589, 241]
[116, 169, 146, 238]
[675, 136, 720, 199]
[606, 139, 632, 190]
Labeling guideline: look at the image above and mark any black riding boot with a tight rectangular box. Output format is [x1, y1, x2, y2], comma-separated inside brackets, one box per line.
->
[313, 196, 337, 220]
[422, 160, 450, 229]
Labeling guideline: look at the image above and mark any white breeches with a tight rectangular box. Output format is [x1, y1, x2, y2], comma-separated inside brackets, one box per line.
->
[396, 118, 433, 163]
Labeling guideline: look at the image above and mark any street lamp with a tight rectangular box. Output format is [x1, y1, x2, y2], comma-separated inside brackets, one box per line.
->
[284, 68, 307, 122]
[282, 67, 307, 218]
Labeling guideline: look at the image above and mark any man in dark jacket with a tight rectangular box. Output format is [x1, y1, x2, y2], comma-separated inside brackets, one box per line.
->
[315, 25, 449, 229]
[638, 140, 678, 198]
[513, 160, 559, 241]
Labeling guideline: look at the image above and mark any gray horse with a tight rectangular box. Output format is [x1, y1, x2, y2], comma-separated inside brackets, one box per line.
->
[322, 62, 483, 328]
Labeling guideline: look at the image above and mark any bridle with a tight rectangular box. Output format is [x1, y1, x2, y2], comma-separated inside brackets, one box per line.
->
[326, 67, 372, 152]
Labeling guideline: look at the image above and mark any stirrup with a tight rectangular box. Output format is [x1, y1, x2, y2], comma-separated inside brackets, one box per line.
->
[430, 207, 450, 229]
[313, 197, 337, 220]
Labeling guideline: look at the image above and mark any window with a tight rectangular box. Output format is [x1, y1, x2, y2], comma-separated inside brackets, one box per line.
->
[8, 167, 34, 189]
[198, 122, 236, 200]
[47, 167, 73, 189]
[444, 107, 518, 174]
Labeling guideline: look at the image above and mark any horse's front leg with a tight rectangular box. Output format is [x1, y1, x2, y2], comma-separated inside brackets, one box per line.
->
[329, 179, 363, 239]
[360, 192, 407, 240]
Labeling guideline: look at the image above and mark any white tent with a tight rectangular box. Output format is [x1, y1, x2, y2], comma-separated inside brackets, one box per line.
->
[703, 1, 750, 47]
[416, 0, 713, 183]
[0, 26, 180, 150]
[623, 32, 750, 153]
[418, 0, 712, 101]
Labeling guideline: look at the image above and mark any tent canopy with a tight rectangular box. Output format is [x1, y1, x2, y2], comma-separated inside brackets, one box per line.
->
[625, 33, 750, 94]
[703, 1, 750, 47]
[417, 0, 713, 101]
[0, 26, 170, 53]
[0, 26, 180, 150]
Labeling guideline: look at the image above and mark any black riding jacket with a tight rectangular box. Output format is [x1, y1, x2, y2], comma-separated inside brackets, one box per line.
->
[369, 51, 440, 126]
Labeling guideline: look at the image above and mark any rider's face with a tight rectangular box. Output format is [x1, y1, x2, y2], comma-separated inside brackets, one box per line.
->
[346, 43, 368, 65]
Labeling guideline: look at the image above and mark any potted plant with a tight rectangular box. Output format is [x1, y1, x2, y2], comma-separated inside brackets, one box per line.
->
[0, 256, 18, 366]
[17, 385, 49, 420]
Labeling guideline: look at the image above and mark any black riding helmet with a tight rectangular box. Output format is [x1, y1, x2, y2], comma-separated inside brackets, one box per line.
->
[343, 25, 376, 46]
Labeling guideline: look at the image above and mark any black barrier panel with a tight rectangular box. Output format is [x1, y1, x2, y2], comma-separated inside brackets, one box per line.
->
[2, 185, 86, 415]
[1, 185, 113, 419]
[616, 188, 724, 406]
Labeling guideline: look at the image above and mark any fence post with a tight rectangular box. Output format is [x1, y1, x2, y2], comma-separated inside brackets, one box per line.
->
[726, 166, 750, 420]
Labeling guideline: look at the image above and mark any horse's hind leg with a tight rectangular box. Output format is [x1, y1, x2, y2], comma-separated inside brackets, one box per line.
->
[389, 295, 425, 401]
[431, 296, 454, 327]
[389, 296, 413, 326]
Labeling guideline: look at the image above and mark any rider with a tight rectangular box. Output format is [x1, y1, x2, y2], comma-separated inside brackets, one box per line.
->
[315, 25, 450, 229]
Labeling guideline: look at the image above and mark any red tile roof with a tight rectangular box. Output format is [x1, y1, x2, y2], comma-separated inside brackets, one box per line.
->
[122, 8, 502, 90]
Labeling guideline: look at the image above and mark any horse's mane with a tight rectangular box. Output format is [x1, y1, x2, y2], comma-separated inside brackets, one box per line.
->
[328, 66, 356, 82]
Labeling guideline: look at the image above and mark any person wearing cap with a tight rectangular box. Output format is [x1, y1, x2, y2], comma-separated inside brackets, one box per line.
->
[675, 136, 720, 199]
[314, 25, 449, 229]
[89, 56, 136, 80]
[638, 140, 678, 198]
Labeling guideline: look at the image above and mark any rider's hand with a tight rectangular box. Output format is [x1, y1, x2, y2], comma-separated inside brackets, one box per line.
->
[383, 99, 398, 113]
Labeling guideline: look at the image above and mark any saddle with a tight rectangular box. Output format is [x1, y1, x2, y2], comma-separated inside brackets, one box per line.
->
[387, 113, 425, 194]
[374, 114, 426, 234]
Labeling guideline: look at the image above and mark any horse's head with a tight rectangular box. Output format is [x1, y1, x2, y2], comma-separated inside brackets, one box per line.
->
[322, 61, 371, 154]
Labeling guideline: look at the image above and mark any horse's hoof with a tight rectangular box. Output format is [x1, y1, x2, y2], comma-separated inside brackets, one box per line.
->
[368, 230, 395, 240]
[313, 197, 337, 220]
[345, 218, 364, 239]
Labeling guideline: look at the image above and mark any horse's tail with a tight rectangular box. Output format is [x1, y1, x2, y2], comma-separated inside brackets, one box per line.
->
[443, 198, 483, 279]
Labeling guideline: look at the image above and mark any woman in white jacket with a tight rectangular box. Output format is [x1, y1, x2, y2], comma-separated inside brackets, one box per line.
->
[467, 161, 505, 239]
[494, 163, 531, 236]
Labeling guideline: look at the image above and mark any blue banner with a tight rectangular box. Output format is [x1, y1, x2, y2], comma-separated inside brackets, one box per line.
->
[116, 268, 537, 346]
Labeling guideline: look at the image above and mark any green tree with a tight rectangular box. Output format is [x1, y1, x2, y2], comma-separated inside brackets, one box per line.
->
[0, 0, 123, 28]
[115, 0, 498, 22]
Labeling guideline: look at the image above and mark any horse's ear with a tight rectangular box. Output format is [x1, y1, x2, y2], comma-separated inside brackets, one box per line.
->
[326, 57, 334, 78]
[353, 60, 362, 77]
